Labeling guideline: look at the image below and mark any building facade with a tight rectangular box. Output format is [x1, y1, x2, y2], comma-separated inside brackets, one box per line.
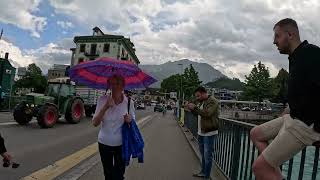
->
[47, 64, 69, 80]
[70, 27, 140, 66]
[17, 67, 26, 80]
[0, 53, 16, 93]
[208, 88, 242, 100]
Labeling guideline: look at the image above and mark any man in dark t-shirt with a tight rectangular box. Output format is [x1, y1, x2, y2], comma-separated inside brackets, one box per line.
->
[250, 18, 320, 180]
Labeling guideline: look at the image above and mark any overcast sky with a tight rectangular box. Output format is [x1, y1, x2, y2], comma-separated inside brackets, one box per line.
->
[0, 0, 319, 81]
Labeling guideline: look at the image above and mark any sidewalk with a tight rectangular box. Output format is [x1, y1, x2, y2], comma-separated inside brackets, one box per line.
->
[77, 113, 202, 180]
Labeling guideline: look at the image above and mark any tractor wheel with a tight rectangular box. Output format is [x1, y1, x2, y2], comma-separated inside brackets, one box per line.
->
[65, 99, 84, 124]
[37, 104, 58, 128]
[13, 102, 33, 125]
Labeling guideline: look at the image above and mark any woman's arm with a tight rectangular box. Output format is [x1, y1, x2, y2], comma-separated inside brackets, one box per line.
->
[92, 96, 114, 127]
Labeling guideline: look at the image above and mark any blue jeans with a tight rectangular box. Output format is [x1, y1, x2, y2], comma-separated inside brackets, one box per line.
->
[198, 135, 216, 178]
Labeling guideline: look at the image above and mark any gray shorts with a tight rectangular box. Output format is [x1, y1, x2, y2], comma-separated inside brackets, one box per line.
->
[258, 114, 320, 167]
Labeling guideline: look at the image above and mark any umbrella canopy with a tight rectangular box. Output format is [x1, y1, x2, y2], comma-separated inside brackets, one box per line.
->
[69, 57, 157, 90]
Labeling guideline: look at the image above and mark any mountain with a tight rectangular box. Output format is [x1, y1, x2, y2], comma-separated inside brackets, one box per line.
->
[139, 59, 226, 88]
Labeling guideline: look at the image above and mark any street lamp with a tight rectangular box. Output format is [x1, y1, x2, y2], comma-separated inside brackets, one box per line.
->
[177, 63, 183, 105]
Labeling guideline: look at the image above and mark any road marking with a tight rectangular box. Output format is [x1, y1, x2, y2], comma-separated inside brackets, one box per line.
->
[0, 117, 71, 126]
[22, 143, 98, 180]
[137, 115, 151, 125]
[22, 114, 155, 180]
[0, 120, 37, 126]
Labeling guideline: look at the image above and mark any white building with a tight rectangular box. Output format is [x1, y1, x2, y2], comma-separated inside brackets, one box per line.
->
[17, 67, 26, 79]
[47, 64, 69, 80]
[70, 27, 140, 66]
[207, 88, 243, 100]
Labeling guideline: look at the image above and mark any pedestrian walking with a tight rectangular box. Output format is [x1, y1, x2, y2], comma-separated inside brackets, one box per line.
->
[0, 133, 18, 168]
[92, 74, 136, 180]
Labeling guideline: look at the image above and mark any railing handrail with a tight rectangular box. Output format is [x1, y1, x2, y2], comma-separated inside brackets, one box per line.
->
[219, 117, 256, 128]
[181, 109, 320, 180]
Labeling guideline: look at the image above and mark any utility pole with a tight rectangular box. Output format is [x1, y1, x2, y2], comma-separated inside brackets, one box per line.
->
[178, 63, 183, 105]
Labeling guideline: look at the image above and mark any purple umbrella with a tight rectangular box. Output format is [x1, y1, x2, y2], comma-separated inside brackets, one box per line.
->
[69, 57, 157, 90]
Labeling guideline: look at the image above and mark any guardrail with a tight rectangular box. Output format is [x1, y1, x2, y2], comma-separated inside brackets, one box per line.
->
[181, 110, 320, 180]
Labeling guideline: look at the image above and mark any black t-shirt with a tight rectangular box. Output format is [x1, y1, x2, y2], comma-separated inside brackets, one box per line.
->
[288, 40, 320, 126]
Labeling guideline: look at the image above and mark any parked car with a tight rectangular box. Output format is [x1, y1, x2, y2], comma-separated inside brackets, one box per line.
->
[137, 103, 146, 110]
[154, 104, 163, 112]
[241, 107, 251, 111]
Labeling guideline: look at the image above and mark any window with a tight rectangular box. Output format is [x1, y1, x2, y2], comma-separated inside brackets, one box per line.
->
[103, 43, 110, 52]
[78, 58, 84, 64]
[60, 84, 71, 97]
[90, 44, 97, 54]
[121, 48, 125, 57]
[80, 44, 86, 53]
[121, 49, 128, 60]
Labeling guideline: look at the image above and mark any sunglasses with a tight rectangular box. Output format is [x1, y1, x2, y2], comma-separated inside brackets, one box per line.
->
[3, 159, 20, 169]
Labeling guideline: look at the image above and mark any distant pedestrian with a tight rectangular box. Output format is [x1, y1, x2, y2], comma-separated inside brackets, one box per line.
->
[162, 104, 167, 116]
[250, 18, 320, 180]
[186, 86, 219, 180]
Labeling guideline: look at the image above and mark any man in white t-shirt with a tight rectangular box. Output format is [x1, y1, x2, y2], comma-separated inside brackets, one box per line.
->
[186, 87, 219, 180]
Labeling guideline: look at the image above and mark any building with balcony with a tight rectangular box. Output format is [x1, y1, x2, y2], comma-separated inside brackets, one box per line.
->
[70, 27, 140, 66]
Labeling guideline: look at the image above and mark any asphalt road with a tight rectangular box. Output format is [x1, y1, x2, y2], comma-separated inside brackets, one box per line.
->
[0, 107, 155, 180]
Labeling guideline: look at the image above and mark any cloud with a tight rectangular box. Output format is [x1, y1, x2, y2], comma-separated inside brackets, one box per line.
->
[24, 38, 73, 73]
[48, 0, 320, 79]
[0, 38, 73, 75]
[57, 21, 74, 29]
[0, 39, 35, 67]
[0, 0, 47, 38]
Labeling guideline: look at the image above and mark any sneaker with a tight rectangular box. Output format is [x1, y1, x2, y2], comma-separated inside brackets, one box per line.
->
[192, 172, 205, 177]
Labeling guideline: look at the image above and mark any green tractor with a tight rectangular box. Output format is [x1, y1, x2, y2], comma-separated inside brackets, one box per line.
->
[13, 80, 85, 128]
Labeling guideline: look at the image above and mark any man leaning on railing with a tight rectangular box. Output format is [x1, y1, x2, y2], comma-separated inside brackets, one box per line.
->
[250, 18, 320, 180]
[185, 86, 219, 180]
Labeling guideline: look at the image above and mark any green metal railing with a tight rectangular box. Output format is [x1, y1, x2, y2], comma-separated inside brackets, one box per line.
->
[182, 110, 320, 180]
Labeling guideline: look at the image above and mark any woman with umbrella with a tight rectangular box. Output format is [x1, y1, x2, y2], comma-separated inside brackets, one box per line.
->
[92, 74, 133, 180]
[69, 57, 156, 180]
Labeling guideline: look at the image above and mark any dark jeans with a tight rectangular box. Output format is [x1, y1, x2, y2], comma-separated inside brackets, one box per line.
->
[99, 143, 126, 180]
[198, 135, 216, 178]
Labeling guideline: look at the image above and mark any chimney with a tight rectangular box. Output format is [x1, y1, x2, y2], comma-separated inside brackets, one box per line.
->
[5, 52, 9, 59]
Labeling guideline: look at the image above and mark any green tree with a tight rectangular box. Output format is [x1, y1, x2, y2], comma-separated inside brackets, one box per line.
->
[206, 77, 244, 90]
[182, 64, 202, 99]
[161, 64, 201, 100]
[15, 63, 47, 93]
[160, 74, 182, 93]
[242, 61, 272, 102]
[271, 68, 289, 105]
